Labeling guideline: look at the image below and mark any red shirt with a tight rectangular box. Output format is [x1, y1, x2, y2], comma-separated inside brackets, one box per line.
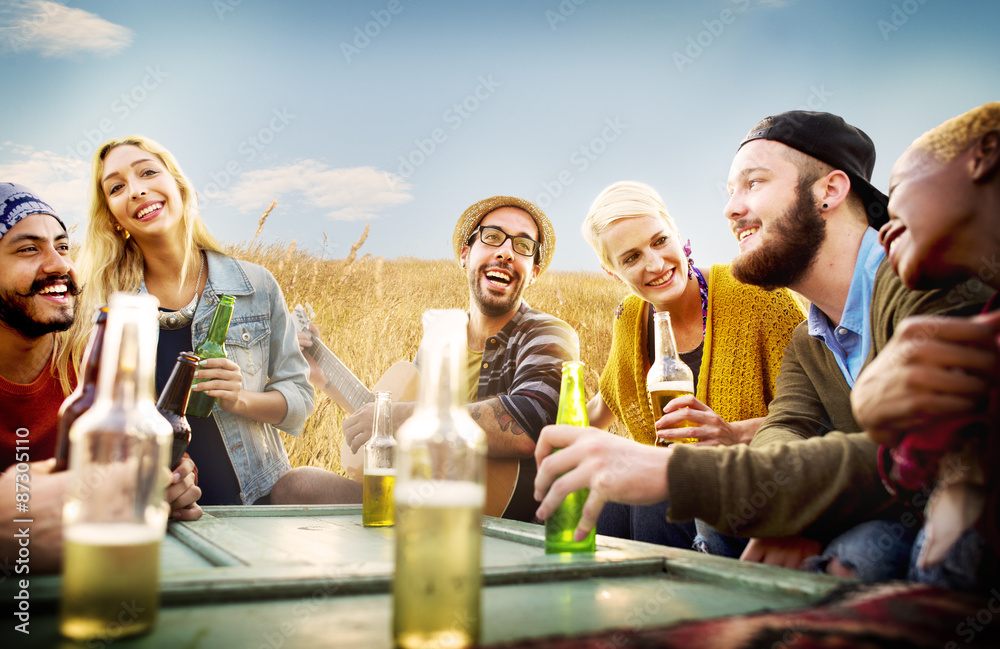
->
[1, 358, 67, 471]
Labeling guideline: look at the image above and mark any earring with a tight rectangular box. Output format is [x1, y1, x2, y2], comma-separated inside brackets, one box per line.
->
[113, 222, 131, 241]
[682, 239, 695, 280]
[823, 203, 829, 209]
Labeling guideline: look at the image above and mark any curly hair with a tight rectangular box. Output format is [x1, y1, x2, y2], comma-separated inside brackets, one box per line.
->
[913, 102, 1000, 163]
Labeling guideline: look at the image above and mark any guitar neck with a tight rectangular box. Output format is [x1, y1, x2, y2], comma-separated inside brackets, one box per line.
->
[304, 334, 374, 412]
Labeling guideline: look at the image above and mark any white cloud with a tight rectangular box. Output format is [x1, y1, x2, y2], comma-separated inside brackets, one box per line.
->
[0, 143, 89, 228]
[221, 160, 413, 222]
[0, 0, 133, 58]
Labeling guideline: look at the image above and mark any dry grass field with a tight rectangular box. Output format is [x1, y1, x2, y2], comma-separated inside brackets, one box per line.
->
[226, 235, 630, 477]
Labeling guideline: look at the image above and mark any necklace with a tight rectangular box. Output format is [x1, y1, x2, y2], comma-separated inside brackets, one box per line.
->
[157, 252, 205, 330]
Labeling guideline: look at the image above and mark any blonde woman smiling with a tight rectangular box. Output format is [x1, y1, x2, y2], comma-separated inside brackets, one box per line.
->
[60, 136, 314, 506]
[582, 181, 804, 552]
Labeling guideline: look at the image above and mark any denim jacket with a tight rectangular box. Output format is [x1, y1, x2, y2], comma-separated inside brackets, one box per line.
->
[188, 251, 315, 504]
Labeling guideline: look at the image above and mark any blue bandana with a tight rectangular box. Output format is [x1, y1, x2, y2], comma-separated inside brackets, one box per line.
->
[0, 182, 66, 241]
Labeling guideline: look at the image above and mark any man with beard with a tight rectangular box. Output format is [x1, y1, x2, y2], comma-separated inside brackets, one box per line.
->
[0, 183, 78, 470]
[0, 183, 203, 573]
[283, 196, 579, 520]
[533, 112, 991, 581]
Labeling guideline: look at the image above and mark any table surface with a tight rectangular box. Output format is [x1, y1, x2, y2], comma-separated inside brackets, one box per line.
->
[3, 505, 847, 647]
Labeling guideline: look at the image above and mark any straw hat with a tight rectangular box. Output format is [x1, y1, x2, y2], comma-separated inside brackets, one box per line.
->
[452, 195, 555, 275]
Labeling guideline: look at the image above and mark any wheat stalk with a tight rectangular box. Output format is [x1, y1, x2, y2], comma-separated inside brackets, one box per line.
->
[254, 200, 277, 239]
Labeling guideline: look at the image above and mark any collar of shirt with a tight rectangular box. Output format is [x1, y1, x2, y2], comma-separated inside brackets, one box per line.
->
[807, 227, 886, 387]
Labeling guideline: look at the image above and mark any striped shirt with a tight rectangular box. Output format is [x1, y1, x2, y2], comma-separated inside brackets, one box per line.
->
[474, 301, 580, 441]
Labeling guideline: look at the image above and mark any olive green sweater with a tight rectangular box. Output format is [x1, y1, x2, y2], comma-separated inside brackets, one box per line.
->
[667, 260, 992, 542]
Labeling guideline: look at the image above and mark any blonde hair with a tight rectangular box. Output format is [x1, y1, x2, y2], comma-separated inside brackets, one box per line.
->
[56, 135, 223, 393]
[914, 102, 1000, 163]
[581, 181, 679, 270]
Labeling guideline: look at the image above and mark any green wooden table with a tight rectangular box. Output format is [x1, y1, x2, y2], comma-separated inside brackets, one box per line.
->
[4, 505, 846, 647]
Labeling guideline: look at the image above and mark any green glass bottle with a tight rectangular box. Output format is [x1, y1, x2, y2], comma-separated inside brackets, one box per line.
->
[186, 294, 235, 418]
[545, 360, 596, 554]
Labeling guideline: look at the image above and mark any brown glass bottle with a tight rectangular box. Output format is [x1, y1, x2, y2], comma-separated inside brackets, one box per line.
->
[156, 352, 199, 469]
[54, 305, 109, 472]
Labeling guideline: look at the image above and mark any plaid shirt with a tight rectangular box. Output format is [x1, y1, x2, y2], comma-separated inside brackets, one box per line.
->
[475, 301, 580, 441]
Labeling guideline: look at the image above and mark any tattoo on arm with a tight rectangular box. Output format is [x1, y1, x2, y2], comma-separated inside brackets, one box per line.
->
[469, 399, 526, 437]
[490, 400, 524, 436]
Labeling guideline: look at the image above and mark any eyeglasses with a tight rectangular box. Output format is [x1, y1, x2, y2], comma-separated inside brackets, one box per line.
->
[469, 226, 538, 258]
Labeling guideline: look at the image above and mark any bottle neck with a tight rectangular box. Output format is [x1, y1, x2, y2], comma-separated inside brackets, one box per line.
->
[79, 315, 108, 387]
[416, 311, 466, 414]
[372, 392, 393, 439]
[418, 339, 462, 413]
[202, 298, 235, 347]
[653, 313, 680, 361]
[556, 362, 589, 427]
[157, 356, 198, 415]
[96, 300, 159, 408]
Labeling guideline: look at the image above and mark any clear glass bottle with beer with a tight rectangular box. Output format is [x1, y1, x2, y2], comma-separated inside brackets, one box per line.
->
[156, 352, 199, 469]
[393, 310, 486, 649]
[60, 293, 173, 641]
[362, 390, 396, 527]
[54, 304, 109, 472]
[545, 360, 597, 554]
[186, 294, 235, 418]
[646, 311, 698, 445]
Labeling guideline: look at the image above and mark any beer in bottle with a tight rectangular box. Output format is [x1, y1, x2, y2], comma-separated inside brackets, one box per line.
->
[393, 310, 486, 649]
[545, 360, 597, 554]
[156, 352, 199, 469]
[646, 311, 697, 445]
[362, 391, 397, 527]
[60, 293, 173, 641]
[186, 294, 235, 418]
[54, 305, 109, 472]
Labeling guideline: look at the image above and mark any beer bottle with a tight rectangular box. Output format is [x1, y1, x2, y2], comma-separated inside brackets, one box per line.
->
[54, 305, 109, 471]
[186, 294, 235, 418]
[363, 391, 397, 527]
[393, 310, 486, 649]
[157, 352, 199, 470]
[60, 293, 173, 641]
[545, 360, 597, 554]
[646, 311, 697, 445]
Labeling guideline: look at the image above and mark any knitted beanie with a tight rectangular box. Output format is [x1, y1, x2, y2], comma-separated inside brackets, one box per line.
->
[0, 182, 65, 241]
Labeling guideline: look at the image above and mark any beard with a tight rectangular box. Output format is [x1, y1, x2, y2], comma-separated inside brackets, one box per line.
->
[731, 180, 827, 291]
[468, 262, 527, 318]
[0, 274, 79, 339]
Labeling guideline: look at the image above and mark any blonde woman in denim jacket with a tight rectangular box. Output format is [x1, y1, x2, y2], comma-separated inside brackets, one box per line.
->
[60, 135, 314, 506]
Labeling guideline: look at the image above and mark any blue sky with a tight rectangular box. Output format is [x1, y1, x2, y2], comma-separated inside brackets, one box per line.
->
[1, 0, 998, 270]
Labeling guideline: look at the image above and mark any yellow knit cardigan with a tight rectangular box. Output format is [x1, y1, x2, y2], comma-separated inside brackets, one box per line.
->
[599, 264, 806, 445]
